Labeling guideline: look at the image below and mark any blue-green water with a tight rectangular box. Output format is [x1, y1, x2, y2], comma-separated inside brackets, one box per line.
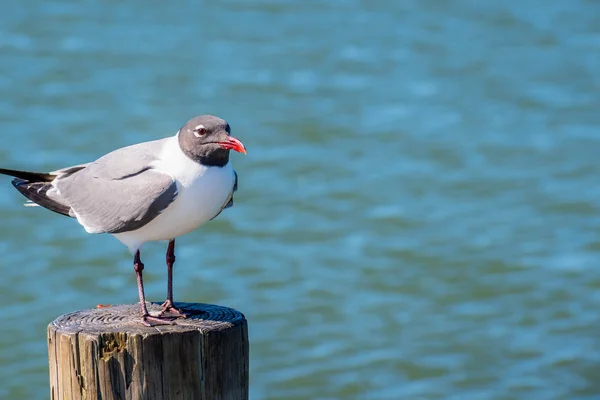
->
[1, 1, 600, 399]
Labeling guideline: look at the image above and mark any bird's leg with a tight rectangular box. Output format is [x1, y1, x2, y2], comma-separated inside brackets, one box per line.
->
[159, 239, 187, 318]
[134, 250, 174, 326]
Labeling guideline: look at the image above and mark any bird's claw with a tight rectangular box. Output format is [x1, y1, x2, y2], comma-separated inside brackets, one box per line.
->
[140, 314, 176, 327]
[158, 300, 188, 318]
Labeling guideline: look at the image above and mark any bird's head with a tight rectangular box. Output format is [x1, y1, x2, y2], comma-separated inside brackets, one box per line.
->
[178, 115, 246, 166]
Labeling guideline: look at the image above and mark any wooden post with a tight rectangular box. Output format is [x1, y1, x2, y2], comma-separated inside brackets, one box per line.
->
[47, 302, 249, 400]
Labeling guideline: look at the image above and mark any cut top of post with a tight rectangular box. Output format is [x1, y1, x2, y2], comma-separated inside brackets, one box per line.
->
[49, 302, 246, 335]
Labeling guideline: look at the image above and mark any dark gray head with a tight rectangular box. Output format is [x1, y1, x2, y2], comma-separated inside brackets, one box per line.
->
[178, 115, 246, 167]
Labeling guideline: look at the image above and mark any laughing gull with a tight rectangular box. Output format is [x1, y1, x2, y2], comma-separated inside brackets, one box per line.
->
[0, 115, 246, 325]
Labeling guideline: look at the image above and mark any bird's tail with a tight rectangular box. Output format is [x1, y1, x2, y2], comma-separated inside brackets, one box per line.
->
[0, 168, 72, 217]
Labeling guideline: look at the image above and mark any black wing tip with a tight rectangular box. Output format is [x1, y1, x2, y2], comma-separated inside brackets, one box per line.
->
[0, 168, 55, 182]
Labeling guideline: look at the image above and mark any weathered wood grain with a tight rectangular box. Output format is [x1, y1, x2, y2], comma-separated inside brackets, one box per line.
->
[48, 302, 249, 400]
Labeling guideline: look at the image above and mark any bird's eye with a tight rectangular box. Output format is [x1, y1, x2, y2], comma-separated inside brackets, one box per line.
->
[193, 125, 207, 138]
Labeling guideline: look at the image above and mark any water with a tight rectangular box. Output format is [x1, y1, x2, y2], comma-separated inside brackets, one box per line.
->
[1, 1, 599, 399]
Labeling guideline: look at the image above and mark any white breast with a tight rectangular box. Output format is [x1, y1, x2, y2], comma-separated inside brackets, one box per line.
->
[113, 135, 235, 252]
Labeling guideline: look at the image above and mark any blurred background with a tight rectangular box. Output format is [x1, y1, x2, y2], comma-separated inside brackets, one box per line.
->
[1, 1, 599, 399]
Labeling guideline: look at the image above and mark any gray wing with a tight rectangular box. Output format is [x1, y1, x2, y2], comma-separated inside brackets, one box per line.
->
[210, 170, 238, 221]
[53, 139, 178, 234]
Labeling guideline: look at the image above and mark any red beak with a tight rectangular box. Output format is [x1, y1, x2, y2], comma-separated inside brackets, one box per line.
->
[218, 136, 247, 154]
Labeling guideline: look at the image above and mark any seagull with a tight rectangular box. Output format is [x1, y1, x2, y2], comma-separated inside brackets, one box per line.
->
[0, 115, 246, 326]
